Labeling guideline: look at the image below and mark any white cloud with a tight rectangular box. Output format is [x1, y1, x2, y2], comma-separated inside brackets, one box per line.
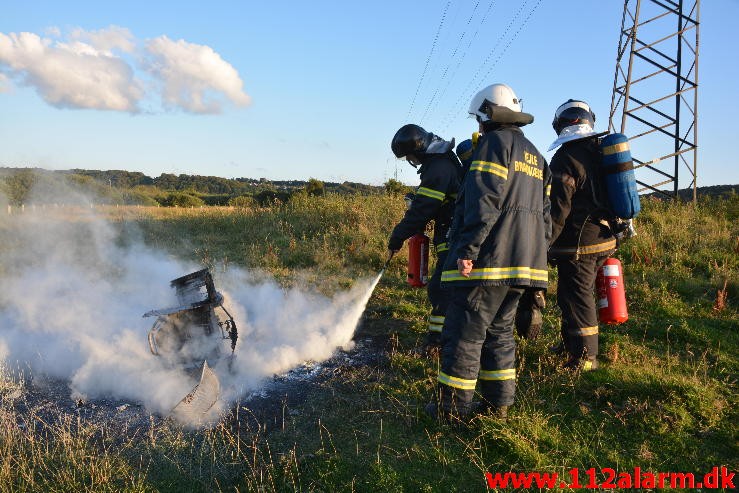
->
[44, 26, 61, 38]
[0, 30, 143, 112]
[0, 72, 10, 93]
[70, 25, 136, 54]
[0, 27, 251, 115]
[145, 35, 251, 114]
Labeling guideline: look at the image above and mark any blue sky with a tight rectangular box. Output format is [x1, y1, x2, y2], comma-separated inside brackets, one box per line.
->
[0, 0, 736, 188]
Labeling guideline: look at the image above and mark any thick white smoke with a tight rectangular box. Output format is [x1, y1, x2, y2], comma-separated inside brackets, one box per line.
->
[0, 187, 378, 424]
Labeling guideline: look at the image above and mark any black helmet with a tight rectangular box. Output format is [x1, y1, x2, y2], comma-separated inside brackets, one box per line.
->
[552, 100, 596, 136]
[391, 124, 433, 158]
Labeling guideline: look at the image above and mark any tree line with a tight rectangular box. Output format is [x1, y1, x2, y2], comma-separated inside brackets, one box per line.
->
[0, 167, 409, 207]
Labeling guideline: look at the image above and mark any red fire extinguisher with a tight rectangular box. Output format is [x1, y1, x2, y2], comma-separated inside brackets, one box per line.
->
[407, 233, 429, 287]
[596, 257, 628, 324]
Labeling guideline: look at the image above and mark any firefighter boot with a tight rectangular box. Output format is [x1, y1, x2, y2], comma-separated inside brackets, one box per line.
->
[486, 404, 509, 419]
[424, 386, 474, 424]
[549, 342, 566, 355]
[423, 331, 442, 354]
[473, 399, 509, 420]
[515, 289, 545, 340]
[563, 356, 599, 372]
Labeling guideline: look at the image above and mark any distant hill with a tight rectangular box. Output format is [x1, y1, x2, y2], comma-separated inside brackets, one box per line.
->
[0, 167, 385, 207]
[646, 184, 737, 201]
[2, 166, 734, 207]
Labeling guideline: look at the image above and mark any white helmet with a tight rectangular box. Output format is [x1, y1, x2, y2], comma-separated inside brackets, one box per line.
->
[468, 83, 522, 122]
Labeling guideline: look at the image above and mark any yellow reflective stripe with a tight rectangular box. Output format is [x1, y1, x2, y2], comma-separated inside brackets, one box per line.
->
[428, 315, 444, 333]
[546, 184, 551, 197]
[580, 326, 599, 336]
[602, 142, 629, 155]
[436, 242, 449, 253]
[479, 368, 516, 381]
[416, 187, 445, 201]
[441, 266, 548, 282]
[565, 326, 599, 337]
[470, 160, 508, 180]
[549, 239, 617, 256]
[437, 371, 477, 390]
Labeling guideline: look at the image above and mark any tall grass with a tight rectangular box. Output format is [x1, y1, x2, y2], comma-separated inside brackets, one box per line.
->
[0, 193, 737, 491]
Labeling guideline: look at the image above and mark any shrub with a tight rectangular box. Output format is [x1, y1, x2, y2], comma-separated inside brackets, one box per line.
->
[228, 194, 256, 208]
[162, 192, 205, 207]
[384, 178, 409, 196]
[305, 178, 325, 196]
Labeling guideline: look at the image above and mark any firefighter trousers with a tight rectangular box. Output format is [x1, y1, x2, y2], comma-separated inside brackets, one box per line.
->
[426, 250, 449, 343]
[438, 285, 524, 408]
[556, 255, 608, 360]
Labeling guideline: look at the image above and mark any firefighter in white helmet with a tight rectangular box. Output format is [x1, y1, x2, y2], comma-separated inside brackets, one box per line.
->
[426, 83, 551, 421]
[388, 124, 464, 351]
[548, 99, 617, 371]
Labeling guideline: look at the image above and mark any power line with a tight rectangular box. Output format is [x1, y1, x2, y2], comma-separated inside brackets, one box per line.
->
[405, 1, 452, 122]
[437, 0, 542, 132]
[438, 0, 530, 131]
[419, 0, 500, 128]
[477, 0, 544, 92]
[418, 1, 482, 124]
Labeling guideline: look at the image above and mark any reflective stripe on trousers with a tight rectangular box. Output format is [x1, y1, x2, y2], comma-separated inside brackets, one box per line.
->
[556, 255, 608, 359]
[428, 315, 444, 333]
[439, 285, 523, 407]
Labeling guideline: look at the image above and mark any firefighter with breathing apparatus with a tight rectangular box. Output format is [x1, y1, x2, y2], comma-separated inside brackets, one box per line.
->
[547, 99, 618, 371]
[427, 83, 551, 421]
[388, 124, 464, 350]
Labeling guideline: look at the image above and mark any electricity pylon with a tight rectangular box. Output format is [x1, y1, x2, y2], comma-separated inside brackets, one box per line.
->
[609, 0, 700, 201]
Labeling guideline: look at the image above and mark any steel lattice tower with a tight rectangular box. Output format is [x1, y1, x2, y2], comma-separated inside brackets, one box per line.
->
[608, 0, 700, 201]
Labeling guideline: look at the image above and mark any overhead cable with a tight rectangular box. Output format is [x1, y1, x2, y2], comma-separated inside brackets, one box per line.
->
[405, 1, 452, 122]
[420, 0, 500, 128]
[418, 1, 483, 124]
[438, 0, 543, 132]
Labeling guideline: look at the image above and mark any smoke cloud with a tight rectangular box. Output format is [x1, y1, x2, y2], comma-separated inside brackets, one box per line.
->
[0, 26, 250, 114]
[0, 185, 377, 424]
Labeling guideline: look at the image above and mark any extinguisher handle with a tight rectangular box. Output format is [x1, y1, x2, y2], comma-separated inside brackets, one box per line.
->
[384, 249, 397, 269]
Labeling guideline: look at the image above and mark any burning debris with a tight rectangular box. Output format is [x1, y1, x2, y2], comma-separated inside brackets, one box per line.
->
[143, 269, 238, 418]
[144, 269, 237, 363]
[170, 360, 221, 425]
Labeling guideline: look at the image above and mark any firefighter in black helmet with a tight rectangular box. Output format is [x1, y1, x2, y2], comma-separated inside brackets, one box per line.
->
[427, 84, 551, 421]
[388, 124, 464, 350]
[548, 99, 616, 371]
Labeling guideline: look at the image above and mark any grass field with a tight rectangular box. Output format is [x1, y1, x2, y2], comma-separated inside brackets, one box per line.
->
[0, 192, 737, 492]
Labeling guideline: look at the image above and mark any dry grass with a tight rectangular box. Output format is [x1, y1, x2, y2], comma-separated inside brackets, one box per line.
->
[0, 193, 737, 491]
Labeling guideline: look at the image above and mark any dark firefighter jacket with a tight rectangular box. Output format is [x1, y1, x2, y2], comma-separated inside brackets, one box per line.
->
[388, 151, 462, 253]
[549, 137, 616, 257]
[441, 125, 551, 289]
